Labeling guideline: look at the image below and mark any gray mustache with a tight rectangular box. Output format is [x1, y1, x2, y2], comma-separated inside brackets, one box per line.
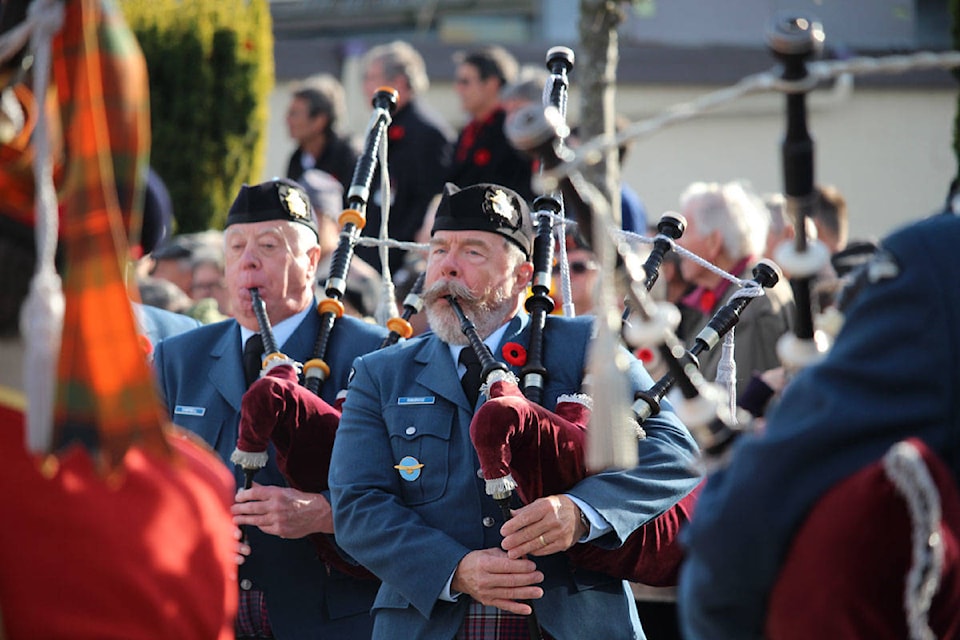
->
[422, 280, 478, 305]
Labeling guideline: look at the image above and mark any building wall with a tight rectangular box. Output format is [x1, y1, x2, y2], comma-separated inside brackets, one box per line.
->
[621, 0, 925, 50]
[265, 75, 956, 243]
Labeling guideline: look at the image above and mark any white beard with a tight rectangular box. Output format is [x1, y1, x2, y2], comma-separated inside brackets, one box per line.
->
[423, 279, 519, 345]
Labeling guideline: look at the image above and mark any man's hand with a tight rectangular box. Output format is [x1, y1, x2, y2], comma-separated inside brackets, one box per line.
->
[232, 482, 334, 538]
[500, 495, 584, 559]
[234, 527, 251, 565]
[451, 548, 544, 615]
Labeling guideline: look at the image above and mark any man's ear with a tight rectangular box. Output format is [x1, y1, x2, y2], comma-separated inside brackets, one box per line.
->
[305, 244, 322, 276]
[514, 261, 534, 294]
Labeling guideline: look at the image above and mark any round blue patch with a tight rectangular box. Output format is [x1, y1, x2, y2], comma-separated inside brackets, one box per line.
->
[395, 455, 424, 482]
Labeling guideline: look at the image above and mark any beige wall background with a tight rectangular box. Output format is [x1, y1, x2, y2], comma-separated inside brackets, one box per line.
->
[264, 76, 957, 244]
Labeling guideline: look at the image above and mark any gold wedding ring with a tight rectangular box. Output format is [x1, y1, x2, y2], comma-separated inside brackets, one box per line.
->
[538, 534, 547, 548]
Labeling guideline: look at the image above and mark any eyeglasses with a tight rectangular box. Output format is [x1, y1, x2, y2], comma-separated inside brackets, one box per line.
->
[553, 260, 598, 275]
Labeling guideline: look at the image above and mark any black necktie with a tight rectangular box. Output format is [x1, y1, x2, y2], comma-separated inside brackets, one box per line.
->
[459, 347, 482, 408]
[243, 334, 265, 387]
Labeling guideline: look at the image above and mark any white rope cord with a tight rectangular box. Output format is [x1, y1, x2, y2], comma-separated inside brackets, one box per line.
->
[18, 0, 65, 453]
[541, 50, 960, 189]
[374, 116, 397, 326]
[715, 284, 764, 419]
[353, 235, 426, 253]
[882, 440, 945, 640]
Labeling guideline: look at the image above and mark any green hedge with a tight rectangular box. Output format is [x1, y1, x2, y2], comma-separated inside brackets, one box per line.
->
[119, 0, 274, 232]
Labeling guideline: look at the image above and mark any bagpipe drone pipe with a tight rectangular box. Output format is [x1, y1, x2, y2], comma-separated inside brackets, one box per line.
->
[304, 86, 398, 395]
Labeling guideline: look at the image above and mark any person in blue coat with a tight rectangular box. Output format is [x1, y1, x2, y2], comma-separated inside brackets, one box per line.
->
[154, 178, 388, 640]
[678, 206, 960, 639]
[135, 302, 200, 349]
[329, 182, 701, 640]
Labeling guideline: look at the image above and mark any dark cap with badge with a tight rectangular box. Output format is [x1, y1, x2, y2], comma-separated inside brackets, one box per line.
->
[225, 178, 319, 240]
[431, 182, 533, 258]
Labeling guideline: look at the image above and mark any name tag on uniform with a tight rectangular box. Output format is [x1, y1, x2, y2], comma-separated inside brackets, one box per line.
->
[398, 396, 435, 406]
[174, 405, 206, 417]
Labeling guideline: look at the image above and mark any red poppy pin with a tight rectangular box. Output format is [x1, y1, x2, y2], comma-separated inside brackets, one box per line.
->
[698, 290, 717, 314]
[388, 125, 405, 141]
[473, 148, 491, 166]
[635, 347, 655, 364]
[502, 342, 527, 367]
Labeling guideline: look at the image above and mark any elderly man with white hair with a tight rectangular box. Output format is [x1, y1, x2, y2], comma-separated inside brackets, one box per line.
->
[675, 180, 796, 392]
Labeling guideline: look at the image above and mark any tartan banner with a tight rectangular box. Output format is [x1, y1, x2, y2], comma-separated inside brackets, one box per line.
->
[48, 0, 168, 469]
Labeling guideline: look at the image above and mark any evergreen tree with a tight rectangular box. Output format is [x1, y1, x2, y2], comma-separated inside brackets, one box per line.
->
[120, 0, 274, 232]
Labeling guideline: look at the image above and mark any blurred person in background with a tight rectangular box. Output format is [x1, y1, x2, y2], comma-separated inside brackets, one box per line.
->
[285, 74, 359, 194]
[355, 40, 455, 276]
[675, 180, 795, 392]
[811, 184, 848, 255]
[448, 45, 533, 201]
[189, 248, 231, 321]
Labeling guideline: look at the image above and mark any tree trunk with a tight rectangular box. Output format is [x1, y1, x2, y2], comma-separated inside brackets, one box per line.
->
[577, 0, 624, 228]
[577, 1, 637, 472]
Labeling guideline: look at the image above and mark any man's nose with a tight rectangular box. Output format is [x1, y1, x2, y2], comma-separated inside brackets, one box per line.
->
[438, 252, 460, 278]
[239, 245, 261, 267]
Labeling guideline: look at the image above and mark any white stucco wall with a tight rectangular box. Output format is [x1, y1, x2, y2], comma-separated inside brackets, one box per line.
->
[263, 77, 957, 243]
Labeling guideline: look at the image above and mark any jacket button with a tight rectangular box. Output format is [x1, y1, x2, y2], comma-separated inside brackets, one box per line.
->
[240, 578, 253, 591]
[482, 517, 495, 528]
[405, 426, 416, 435]
[476, 468, 485, 478]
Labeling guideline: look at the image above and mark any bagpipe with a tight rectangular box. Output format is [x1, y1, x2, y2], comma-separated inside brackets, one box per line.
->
[229, 87, 419, 579]
[441, 47, 705, 591]
[462, 39, 803, 593]
[451, 292, 696, 590]
[502, 14, 841, 465]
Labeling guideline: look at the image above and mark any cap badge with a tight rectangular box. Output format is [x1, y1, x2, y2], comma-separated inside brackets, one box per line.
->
[278, 183, 309, 221]
[484, 188, 519, 230]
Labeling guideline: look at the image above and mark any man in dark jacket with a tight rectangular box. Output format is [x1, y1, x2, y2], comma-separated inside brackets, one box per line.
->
[354, 40, 456, 275]
[448, 46, 533, 202]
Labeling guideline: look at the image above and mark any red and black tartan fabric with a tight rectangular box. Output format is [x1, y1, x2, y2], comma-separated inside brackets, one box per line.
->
[456, 601, 555, 640]
[47, 0, 168, 470]
[470, 379, 699, 587]
[235, 589, 273, 639]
